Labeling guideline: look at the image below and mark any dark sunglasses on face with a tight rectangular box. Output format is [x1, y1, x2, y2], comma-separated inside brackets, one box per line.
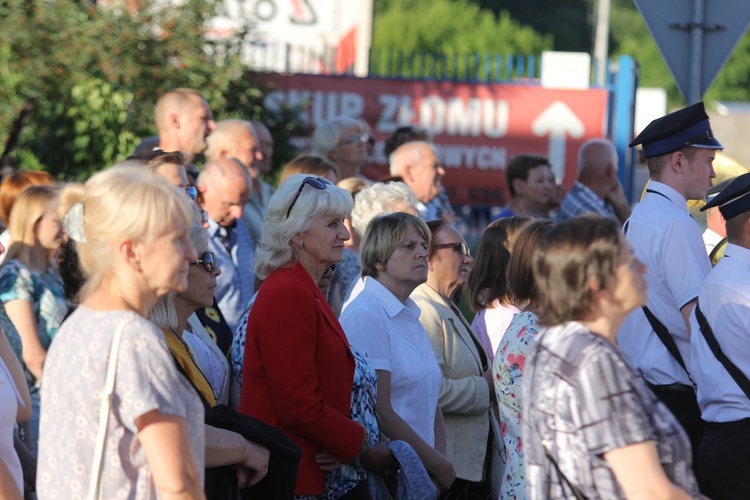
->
[286, 176, 332, 219]
[432, 241, 471, 257]
[191, 251, 217, 272]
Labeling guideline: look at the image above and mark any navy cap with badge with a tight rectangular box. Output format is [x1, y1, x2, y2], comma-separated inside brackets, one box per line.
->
[701, 172, 750, 220]
[630, 101, 723, 158]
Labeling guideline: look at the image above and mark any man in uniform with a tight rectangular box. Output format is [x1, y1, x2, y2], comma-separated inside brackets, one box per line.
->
[618, 102, 721, 476]
[690, 173, 750, 497]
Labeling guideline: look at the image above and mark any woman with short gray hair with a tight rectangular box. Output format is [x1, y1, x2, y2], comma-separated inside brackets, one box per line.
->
[312, 116, 369, 180]
[340, 181, 419, 311]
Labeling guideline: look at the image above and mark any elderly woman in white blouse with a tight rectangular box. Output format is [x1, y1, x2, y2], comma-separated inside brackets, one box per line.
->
[340, 212, 456, 495]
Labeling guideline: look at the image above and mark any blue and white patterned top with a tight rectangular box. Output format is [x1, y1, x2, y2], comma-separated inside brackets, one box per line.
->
[329, 348, 380, 497]
[230, 291, 258, 396]
[0, 260, 69, 353]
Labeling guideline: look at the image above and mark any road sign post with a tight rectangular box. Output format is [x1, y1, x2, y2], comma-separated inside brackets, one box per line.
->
[633, 0, 750, 103]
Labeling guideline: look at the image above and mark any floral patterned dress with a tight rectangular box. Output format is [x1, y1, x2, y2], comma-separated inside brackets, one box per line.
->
[492, 311, 540, 500]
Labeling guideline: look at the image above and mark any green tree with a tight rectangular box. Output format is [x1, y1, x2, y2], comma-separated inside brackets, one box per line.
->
[371, 0, 552, 68]
[477, 0, 592, 52]
[0, 0, 307, 179]
[705, 34, 750, 103]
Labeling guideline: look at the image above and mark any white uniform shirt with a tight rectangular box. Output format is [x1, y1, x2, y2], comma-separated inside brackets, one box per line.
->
[618, 181, 711, 386]
[340, 277, 441, 446]
[690, 243, 750, 422]
[703, 227, 724, 255]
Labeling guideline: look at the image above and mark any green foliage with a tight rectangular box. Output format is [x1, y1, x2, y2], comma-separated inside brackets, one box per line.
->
[477, 0, 592, 52]
[372, 0, 553, 59]
[18, 79, 140, 180]
[0, 0, 306, 179]
[706, 34, 750, 103]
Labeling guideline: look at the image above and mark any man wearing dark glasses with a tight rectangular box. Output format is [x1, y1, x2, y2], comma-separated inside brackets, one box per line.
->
[197, 158, 255, 333]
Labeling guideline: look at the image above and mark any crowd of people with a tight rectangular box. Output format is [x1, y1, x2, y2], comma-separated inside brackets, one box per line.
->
[0, 88, 747, 500]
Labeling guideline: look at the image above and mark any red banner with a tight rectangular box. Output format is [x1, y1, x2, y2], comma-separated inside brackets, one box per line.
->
[259, 73, 609, 206]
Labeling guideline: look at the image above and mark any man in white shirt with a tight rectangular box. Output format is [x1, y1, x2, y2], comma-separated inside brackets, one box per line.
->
[691, 172, 750, 497]
[619, 101, 721, 478]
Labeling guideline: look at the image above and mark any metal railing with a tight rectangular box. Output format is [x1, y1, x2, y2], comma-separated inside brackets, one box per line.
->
[245, 41, 543, 82]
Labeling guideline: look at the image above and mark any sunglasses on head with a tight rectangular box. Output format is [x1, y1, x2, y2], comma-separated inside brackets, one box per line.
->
[286, 176, 332, 219]
[191, 251, 216, 273]
[432, 241, 471, 257]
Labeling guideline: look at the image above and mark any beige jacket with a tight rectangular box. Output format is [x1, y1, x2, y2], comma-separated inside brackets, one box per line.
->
[411, 283, 491, 482]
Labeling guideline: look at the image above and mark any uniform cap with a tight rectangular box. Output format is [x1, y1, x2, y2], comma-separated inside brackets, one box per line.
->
[701, 172, 750, 220]
[630, 102, 723, 158]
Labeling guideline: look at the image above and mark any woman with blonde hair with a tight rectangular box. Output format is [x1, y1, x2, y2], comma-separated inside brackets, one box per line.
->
[0, 185, 68, 448]
[341, 212, 456, 495]
[38, 166, 205, 499]
[0, 170, 56, 264]
[241, 174, 392, 498]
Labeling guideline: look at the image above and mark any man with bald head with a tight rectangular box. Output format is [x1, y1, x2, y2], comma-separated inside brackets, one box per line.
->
[389, 141, 446, 220]
[205, 119, 276, 244]
[197, 158, 254, 331]
[155, 88, 216, 173]
[559, 138, 631, 223]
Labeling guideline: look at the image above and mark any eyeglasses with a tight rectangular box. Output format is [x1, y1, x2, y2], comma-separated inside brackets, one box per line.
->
[338, 132, 369, 146]
[183, 185, 198, 202]
[432, 241, 471, 257]
[286, 176, 332, 219]
[190, 251, 217, 272]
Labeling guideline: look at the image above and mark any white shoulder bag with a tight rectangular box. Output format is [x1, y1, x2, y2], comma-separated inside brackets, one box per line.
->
[87, 317, 134, 500]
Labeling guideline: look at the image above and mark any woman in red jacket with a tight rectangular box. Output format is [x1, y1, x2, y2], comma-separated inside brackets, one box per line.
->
[240, 174, 391, 499]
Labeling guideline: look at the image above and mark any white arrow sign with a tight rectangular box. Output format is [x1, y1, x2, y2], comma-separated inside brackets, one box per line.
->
[531, 101, 585, 182]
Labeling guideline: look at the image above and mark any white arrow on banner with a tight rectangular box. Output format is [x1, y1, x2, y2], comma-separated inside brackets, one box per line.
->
[531, 101, 586, 182]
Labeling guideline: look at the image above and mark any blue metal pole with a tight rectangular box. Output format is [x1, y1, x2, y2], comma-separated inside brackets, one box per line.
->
[611, 55, 638, 202]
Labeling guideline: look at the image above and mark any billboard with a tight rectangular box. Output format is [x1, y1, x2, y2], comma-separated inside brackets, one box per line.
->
[213, 0, 373, 76]
[260, 73, 610, 206]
